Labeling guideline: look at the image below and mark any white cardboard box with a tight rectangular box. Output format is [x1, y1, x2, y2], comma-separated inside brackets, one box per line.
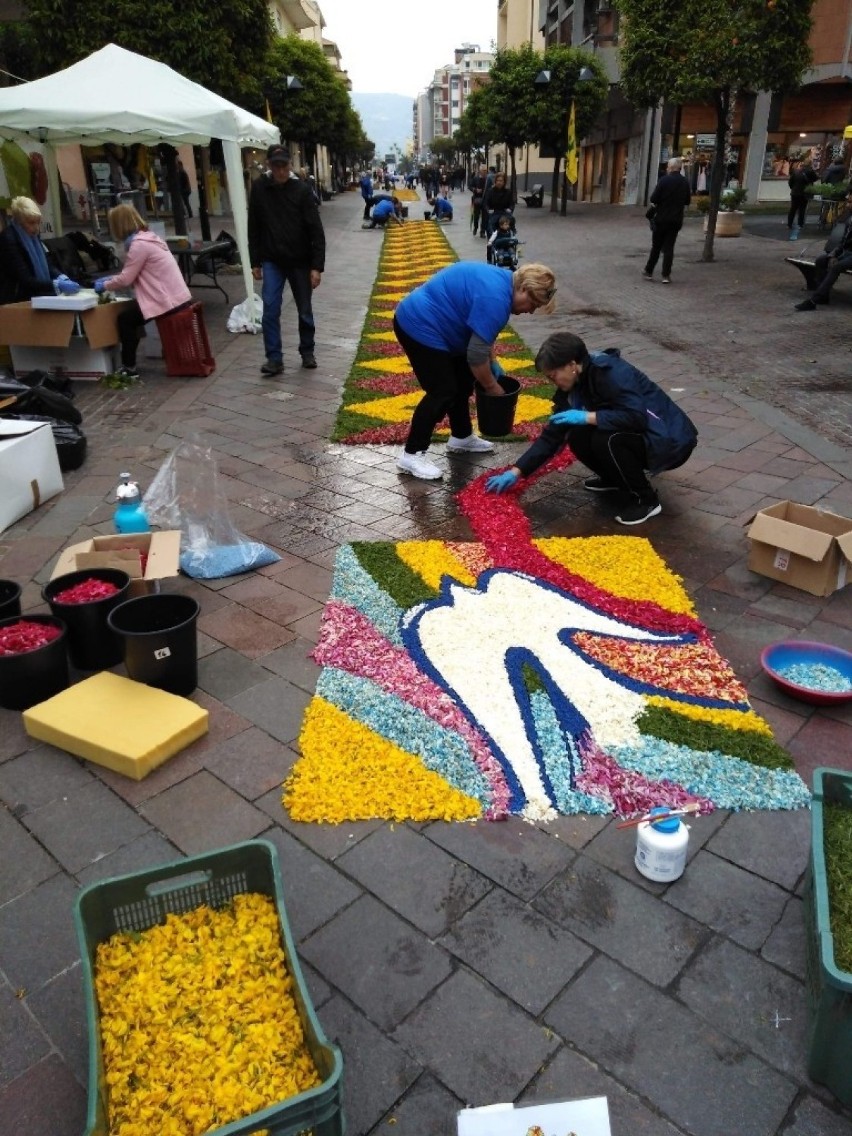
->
[0, 419, 64, 533]
[31, 291, 99, 312]
[10, 340, 116, 379]
[0, 299, 127, 379]
[457, 1097, 611, 1136]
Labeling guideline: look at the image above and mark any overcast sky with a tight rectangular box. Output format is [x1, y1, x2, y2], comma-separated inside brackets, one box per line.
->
[318, 0, 499, 97]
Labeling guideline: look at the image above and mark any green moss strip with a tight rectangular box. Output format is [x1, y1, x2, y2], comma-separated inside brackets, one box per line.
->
[352, 542, 437, 609]
[825, 801, 852, 974]
[638, 704, 794, 771]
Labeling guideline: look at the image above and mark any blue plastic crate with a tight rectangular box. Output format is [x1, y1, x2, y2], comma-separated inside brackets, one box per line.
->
[74, 839, 344, 1135]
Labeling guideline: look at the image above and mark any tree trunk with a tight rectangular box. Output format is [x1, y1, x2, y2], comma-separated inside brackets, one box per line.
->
[550, 157, 560, 213]
[701, 86, 734, 263]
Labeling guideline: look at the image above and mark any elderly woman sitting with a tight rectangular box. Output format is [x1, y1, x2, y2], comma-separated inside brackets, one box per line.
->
[0, 196, 80, 304]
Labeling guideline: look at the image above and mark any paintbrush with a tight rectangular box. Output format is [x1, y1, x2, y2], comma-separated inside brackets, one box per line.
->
[616, 801, 701, 830]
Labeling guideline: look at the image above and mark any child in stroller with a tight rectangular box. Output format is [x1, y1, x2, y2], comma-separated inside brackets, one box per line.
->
[487, 212, 519, 269]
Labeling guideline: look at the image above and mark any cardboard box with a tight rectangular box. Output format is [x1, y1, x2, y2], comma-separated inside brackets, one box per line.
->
[0, 419, 64, 533]
[0, 299, 129, 379]
[31, 292, 99, 312]
[51, 531, 182, 597]
[457, 1097, 611, 1136]
[746, 501, 852, 597]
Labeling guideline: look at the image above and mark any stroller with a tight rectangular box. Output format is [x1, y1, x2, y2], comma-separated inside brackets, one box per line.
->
[488, 212, 520, 270]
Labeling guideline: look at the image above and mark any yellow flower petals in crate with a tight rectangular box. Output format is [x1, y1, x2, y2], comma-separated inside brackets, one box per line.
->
[75, 841, 344, 1136]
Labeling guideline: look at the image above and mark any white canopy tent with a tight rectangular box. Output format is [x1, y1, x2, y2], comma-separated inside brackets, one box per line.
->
[0, 43, 280, 309]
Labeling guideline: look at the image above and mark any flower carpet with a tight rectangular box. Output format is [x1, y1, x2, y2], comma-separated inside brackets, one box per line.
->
[284, 462, 809, 824]
[331, 219, 554, 445]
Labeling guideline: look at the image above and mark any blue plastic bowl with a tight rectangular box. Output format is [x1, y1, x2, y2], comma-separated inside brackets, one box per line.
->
[760, 640, 852, 706]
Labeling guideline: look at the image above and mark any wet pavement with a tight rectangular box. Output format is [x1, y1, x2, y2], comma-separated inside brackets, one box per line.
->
[1, 191, 852, 1136]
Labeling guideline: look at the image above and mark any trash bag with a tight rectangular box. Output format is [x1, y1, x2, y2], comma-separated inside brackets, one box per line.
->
[227, 294, 263, 334]
[1, 414, 87, 470]
[143, 437, 280, 579]
[0, 382, 82, 424]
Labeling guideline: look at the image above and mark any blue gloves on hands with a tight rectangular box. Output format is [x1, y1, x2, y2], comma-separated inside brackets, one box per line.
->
[490, 359, 506, 379]
[486, 469, 520, 494]
[550, 408, 588, 427]
[55, 274, 80, 295]
[94, 279, 108, 294]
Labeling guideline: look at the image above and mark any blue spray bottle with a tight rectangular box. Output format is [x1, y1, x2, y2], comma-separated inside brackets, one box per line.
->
[114, 472, 151, 534]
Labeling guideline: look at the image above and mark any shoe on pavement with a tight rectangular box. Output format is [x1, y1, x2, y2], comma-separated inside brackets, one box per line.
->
[641, 270, 653, 280]
[447, 434, 495, 453]
[261, 359, 283, 376]
[114, 365, 140, 381]
[397, 450, 443, 479]
[794, 299, 817, 311]
[661, 276, 671, 284]
[615, 499, 662, 526]
[583, 476, 619, 492]
[301, 353, 318, 369]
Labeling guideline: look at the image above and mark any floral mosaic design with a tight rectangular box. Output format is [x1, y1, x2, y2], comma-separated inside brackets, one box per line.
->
[332, 220, 554, 444]
[284, 461, 808, 824]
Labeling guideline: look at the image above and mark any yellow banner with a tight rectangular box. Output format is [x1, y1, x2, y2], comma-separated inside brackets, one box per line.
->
[566, 100, 578, 185]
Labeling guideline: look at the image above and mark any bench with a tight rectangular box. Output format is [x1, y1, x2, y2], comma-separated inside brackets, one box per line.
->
[785, 219, 850, 290]
[521, 184, 544, 208]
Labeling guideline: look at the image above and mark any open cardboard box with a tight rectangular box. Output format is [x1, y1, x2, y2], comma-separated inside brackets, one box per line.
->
[746, 501, 852, 597]
[51, 531, 181, 597]
[0, 418, 64, 533]
[458, 1097, 610, 1136]
[0, 299, 131, 379]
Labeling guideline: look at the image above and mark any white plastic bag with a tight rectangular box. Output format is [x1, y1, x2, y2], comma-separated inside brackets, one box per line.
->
[143, 437, 280, 579]
[227, 293, 262, 334]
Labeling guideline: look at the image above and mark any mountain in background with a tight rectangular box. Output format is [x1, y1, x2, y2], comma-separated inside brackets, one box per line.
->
[351, 92, 414, 162]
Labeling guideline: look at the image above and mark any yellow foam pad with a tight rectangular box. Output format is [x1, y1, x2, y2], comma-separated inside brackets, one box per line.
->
[23, 672, 208, 780]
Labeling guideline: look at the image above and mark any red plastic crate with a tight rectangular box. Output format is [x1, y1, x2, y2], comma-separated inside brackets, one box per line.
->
[156, 302, 215, 377]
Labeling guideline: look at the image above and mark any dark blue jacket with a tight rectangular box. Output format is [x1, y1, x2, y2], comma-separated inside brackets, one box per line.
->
[650, 171, 691, 226]
[515, 350, 698, 477]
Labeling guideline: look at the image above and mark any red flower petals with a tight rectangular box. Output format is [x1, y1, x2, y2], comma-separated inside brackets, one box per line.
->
[52, 579, 121, 604]
[0, 620, 62, 655]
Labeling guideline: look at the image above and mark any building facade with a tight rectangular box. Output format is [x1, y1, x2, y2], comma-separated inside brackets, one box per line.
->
[417, 45, 494, 161]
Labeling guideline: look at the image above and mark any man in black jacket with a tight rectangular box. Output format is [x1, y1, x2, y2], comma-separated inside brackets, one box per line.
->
[642, 157, 691, 284]
[795, 191, 852, 311]
[248, 145, 326, 376]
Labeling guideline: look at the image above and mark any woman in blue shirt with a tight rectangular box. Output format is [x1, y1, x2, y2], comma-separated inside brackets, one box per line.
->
[394, 260, 557, 480]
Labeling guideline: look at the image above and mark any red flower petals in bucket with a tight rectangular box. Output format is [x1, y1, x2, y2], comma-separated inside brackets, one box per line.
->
[0, 619, 63, 656]
[52, 578, 121, 605]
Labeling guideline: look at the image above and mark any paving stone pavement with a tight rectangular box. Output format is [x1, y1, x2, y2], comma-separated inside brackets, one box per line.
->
[1, 190, 852, 1136]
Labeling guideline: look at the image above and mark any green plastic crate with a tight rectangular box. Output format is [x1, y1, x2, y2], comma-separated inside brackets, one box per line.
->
[804, 767, 852, 1107]
[74, 839, 345, 1136]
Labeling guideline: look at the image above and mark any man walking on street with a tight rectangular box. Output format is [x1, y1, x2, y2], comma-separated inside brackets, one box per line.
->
[643, 157, 691, 283]
[248, 145, 326, 376]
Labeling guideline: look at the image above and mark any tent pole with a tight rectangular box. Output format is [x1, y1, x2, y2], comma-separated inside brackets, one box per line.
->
[223, 139, 255, 317]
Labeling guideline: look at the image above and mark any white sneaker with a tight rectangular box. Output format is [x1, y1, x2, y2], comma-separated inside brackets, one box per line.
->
[397, 450, 443, 479]
[446, 434, 495, 453]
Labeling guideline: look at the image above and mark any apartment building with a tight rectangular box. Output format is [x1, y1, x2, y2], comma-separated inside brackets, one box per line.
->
[417, 45, 494, 160]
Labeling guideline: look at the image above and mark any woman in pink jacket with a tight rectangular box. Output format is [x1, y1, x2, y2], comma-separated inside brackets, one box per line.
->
[95, 204, 192, 380]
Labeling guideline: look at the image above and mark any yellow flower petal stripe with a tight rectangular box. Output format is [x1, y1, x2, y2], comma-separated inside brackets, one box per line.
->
[364, 331, 403, 342]
[535, 537, 697, 616]
[396, 540, 477, 590]
[372, 291, 410, 303]
[647, 695, 774, 735]
[288, 698, 482, 822]
[357, 357, 415, 375]
[348, 389, 551, 427]
[495, 355, 537, 373]
[95, 894, 320, 1136]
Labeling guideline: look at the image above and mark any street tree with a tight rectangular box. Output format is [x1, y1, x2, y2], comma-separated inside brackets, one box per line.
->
[476, 44, 543, 195]
[527, 45, 609, 214]
[615, 0, 815, 259]
[19, 0, 273, 108]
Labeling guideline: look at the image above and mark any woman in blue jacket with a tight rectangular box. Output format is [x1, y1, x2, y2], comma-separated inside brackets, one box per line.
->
[486, 332, 697, 525]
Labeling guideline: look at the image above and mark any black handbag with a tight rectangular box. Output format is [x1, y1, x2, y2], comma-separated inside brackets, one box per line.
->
[645, 205, 657, 221]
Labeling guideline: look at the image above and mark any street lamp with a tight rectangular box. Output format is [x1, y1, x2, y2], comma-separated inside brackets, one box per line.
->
[535, 66, 595, 214]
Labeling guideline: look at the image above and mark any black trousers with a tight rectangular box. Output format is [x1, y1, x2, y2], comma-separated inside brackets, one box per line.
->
[116, 299, 147, 366]
[644, 221, 682, 278]
[393, 315, 474, 453]
[566, 427, 656, 503]
[787, 194, 808, 229]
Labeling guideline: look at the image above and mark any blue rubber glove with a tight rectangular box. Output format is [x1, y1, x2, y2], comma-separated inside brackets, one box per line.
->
[94, 279, 108, 294]
[550, 408, 588, 427]
[486, 469, 520, 494]
[490, 359, 506, 379]
[55, 274, 80, 295]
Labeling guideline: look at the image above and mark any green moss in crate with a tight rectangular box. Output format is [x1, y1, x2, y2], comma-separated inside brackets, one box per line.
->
[824, 802, 852, 973]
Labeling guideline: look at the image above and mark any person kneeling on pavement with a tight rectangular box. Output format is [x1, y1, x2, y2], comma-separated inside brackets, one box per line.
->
[367, 197, 404, 228]
[429, 195, 454, 222]
[485, 332, 698, 526]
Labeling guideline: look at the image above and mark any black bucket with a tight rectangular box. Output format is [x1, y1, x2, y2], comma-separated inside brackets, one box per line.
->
[107, 593, 200, 696]
[43, 569, 131, 671]
[401, 206, 409, 218]
[424, 210, 432, 220]
[0, 614, 69, 710]
[475, 376, 522, 437]
[0, 580, 22, 620]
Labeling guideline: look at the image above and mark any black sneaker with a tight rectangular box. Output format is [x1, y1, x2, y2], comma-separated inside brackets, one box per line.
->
[261, 359, 283, 376]
[641, 270, 652, 280]
[115, 365, 140, 381]
[794, 299, 816, 312]
[301, 353, 318, 369]
[584, 477, 620, 492]
[615, 500, 662, 526]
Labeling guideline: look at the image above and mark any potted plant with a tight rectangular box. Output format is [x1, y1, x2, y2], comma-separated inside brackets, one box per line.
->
[700, 186, 748, 237]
